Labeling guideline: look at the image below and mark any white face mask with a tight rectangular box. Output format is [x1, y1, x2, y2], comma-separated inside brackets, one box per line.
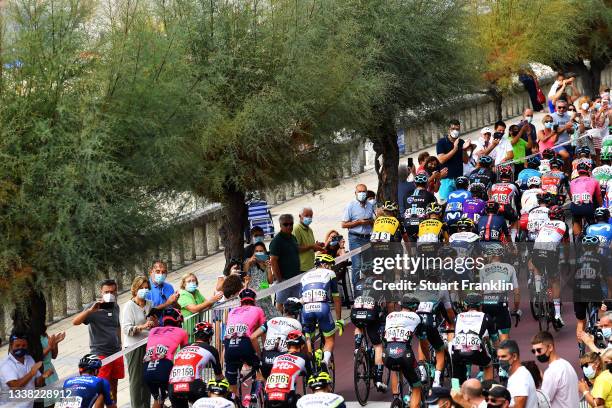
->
[450, 129, 460, 138]
[102, 293, 116, 303]
[582, 102, 590, 111]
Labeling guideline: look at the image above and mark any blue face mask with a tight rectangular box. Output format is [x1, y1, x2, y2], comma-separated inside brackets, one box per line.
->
[583, 365, 596, 379]
[302, 217, 312, 226]
[154, 273, 166, 284]
[255, 252, 269, 261]
[186, 282, 198, 293]
[602, 327, 612, 339]
[137, 288, 150, 299]
[12, 348, 28, 358]
[595, 103, 601, 110]
[253, 236, 264, 244]
[544, 122, 554, 129]
[356, 192, 367, 202]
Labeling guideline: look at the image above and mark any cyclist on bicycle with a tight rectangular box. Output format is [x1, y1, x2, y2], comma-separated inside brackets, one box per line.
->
[298, 372, 346, 408]
[371, 201, 406, 243]
[383, 295, 428, 408]
[403, 174, 436, 241]
[539, 148, 557, 173]
[516, 156, 542, 192]
[251, 297, 303, 378]
[451, 293, 496, 385]
[520, 177, 543, 216]
[541, 157, 569, 205]
[463, 184, 487, 223]
[477, 201, 510, 242]
[350, 277, 386, 392]
[169, 322, 223, 408]
[445, 178, 469, 234]
[264, 330, 313, 408]
[447, 176, 472, 205]
[571, 146, 595, 180]
[401, 295, 448, 389]
[300, 253, 343, 372]
[449, 218, 480, 260]
[468, 155, 496, 191]
[490, 166, 520, 241]
[224, 288, 266, 396]
[479, 244, 520, 341]
[192, 378, 234, 408]
[570, 162, 603, 239]
[60, 354, 115, 408]
[417, 203, 449, 243]
[144, 308, 189, 408]
[586, 207, 612, 251]
[525, 193, 553, 242]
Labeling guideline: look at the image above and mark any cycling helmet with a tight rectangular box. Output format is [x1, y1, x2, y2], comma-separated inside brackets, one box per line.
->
[414, 174, 428, 185]
[207, 378, 230, 395]
[194, 322, 214, 340]
[577, 162, 590, 174]
[582, 235, 600, 246]
[464, 293, 483, 308]
[527, 176, 541, 188]
[498, 165, 513, 180]
[400, 294, 420, 310]
[308, 371, 333, 391]
[479, 155, 493, 166]
[548, 205, 565, 220]
[550, 158, 564, 169]
[527, 156, 541, 167]
[577, 146, 591, 157]
[536, 192, 553, 205]
[482, 243, 505, 257]
[239, 288, 257, 304]
[469, 183, 487, 199]
[425, 203, 443, 216]
[455, 176, 469, 189]
[456, 218, 475, 231]
[162, 307, 184, 326]
[381, 201, 399, 212]
[594, 207, 610, 221]
[485, 200, 500, 214]
[284, 297, 303, 315]
[286, 330, 306, 347]
[315, 253, 335, 267]
[78, 354, 102, 372]
[542, 148, 556, 160]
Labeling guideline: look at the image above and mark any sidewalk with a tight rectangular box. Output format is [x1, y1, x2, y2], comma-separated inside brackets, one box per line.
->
[0, 111, 540, 406]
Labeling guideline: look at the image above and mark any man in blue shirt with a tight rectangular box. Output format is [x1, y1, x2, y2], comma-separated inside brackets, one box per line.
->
[341, 183, 375, 285]
[436, 119, 470, 202]
[146, 261, 179, 318]
[550, 100, 573, 160]
[398, 164, 416, 216]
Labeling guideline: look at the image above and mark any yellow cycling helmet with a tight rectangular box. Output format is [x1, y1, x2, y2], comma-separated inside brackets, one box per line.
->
[308, 371, 333, 390]
[207, 378, 230, 394]
[315, 253, 335, 267]
[381, 201, 398, 212]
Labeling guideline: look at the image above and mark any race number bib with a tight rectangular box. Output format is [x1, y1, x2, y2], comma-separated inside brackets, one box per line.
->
[264, 337, 287, 351]
[303, 303, 323, 313]
[385, 327, 412, 342]
[371, 231, 392, 242]
[572, 193, 592, 204]
[267, 373, 290, 389]
[453, 333, 481, 351]
[170, 365, 195, 381]
[57, 397, 83, 408]
[417, 302, 435, 313]
[225, 323, 248, 338]
[354, 296, 375, 310]
[302, 289, 327, 303]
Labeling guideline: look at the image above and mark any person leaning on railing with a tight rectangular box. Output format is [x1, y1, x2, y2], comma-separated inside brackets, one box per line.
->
[178, 272, 223, 342]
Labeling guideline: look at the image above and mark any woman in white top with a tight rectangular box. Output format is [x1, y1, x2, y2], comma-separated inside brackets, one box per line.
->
[121, 275, 158, 408]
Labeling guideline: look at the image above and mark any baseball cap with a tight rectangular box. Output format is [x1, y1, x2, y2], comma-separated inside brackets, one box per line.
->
[481, 127, 492, 135]
[425, 386, 452, 403]
[484, 384, 511, 401]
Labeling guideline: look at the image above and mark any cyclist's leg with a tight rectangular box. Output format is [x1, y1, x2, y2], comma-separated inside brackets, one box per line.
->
[366, 321, 386, 389]
[450, 352, 467, 385]
[319, 303, 337, 368]
[403, 349, 422, 408]
[223, 339, 242, 395]
[424, 320, 446, 386]
[495, 305, 512, 342]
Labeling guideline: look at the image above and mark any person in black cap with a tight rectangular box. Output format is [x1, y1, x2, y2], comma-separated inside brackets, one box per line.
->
[483, 384, 512, 408]
[425, 386, 453, 407]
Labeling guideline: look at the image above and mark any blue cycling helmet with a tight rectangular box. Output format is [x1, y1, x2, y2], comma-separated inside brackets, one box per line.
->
[479, 155, 493, 166]
[582, 235, 600, 246]
[455, 176, 469, 189]
[415, 174, 428, 185]
[527, 156, 541, 167]
[79, 354, 102, 372]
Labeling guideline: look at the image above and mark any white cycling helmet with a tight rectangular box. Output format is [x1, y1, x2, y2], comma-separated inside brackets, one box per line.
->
[527, 176, 541, 187]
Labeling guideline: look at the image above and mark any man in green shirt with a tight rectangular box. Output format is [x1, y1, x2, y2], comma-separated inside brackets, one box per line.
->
[270, 214, 301, 312]
[509, 123, 532, 174]
[293, 207, 323, 273]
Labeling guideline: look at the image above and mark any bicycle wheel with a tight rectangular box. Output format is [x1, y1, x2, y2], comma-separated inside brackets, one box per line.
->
[390, 396, 404, 408]
[354, 348, 370, 406]
[252, 380, 265, 408]
[329, 352, 336, 392]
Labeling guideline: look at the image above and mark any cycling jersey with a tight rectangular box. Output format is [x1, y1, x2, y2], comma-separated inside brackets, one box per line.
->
[403, 189, 436, 232]
[534, 220, 569, 250]
[479, 262, 518, 304]
[225, 305, 266, 339]
[60, 375, 113, 408]
[350, 294, 383, 345]
[452, 311, 491, 354]
[571, 158, 594, 180]
[468, 168, 496, 191]
[462, 198, 486, 223]
[570, 176, 602, 206]
[170, 343, 222, 385]
[449, 232, 479, 259]
[265, 352, 312, 401]
[192, 398, 235, 408]
[261, 317, 303, 353]
[520, 188, 543, 215]
[371, 216, 403, 242]
[490, 182, 520, 212]
[516, 168, 542, 190]
[301, 268, 339, 336]
[586, 222, 612, 246]
[144, 326, 189, 363]
[296, 393, 346, 408]
[541, 170, 569, 197]
[384, 311, 422, 343]
[477, 214, 509, 242]
[447, 189, 472, 205]
[573, 251, 611, 300]
[443, 201, 464, 227]
[526, 207, 550, 241]
[417, 219, 447, 243]
[224, 305, 266, 386]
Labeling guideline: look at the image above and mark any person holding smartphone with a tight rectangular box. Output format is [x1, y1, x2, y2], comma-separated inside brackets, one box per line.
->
[244, 242, 277, 317]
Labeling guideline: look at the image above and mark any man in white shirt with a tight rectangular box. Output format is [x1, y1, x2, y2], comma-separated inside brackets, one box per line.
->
[0, 333, 53, 408]
[473, 125, 514, 166]
[497, 340, 537, 408]
[531, 331, 579, 408]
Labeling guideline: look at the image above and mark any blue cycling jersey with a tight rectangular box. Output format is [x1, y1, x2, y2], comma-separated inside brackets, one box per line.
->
[517, 168, 541, 188]
[61, 375, 113, 408]
[447, 189, 471, 205]
[586, 222, 612, 245]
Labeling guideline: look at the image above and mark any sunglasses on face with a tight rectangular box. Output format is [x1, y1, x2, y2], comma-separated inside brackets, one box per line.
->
[557, 106, 567, 110]
[531, 347, 544, 354]
[282, 223, 293, 227]
[544, 121, 553, 123]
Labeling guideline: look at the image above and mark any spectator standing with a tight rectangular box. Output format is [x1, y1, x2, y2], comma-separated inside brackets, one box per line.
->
[40, 328, 65, 408]
[538, 115, 558, 153]
[436, 119, 470, 201]
[519, 108, 539, 154]
[293, 207, 322, 273]
[509, 124, 531, 173]
[215, 259, 245, 293]
[244, 226, 265, 261]
[531, 331, 579, 408]
[417, 151, 430, 173]
[398, 165, 415, 216]
[243, 242, 277, 318]
[451, 378, 487, 408]
[177, 273, 222, 341]
[579, 352, 612, 408]
[498, 339, 537, 408]
[341, 184, 375, 285]
[72, 279, 124, 401]
[485, 385, 513, 408]
[473, 126, 513, 166]
[421, 156, 446, 193]
[270, 213, 301, 312]
[580, 311, 612, 353]
[322, 230, 347, 258]
[145, 261, 180, 316]
[550, 100, 573, 160]
[521, 361, 551, 408]
[121, 276, 157, 408]
[547, 73, 566, 113]
[0, 333, 54, 408]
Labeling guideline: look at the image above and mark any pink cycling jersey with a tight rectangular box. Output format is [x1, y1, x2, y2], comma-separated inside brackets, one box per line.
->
[569, 176, 602, 205]
[225, 305, 266, 338]
[144, 326, 188, 362]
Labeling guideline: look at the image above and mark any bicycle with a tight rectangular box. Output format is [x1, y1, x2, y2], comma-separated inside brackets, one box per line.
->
[308, 323, 336, 392]
[578, 301, 603, 357]
[388, 363, 423, 408]
[353, 328, 390, 406]
[237, 365, 264, 408]
[528, 265, 555, 332]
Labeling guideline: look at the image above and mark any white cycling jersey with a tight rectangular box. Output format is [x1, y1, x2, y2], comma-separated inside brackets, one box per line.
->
[521, 188, 543, 215]
[261, 317, 302, 352]
[384, 311, 421, 342]
[449, 232, 479, 259]
[297, 393, 345, 408]
[527, 207, 550, 241]
[479, 262, 518, 303]
[534, 220, 567, 251]
[300, 268, 338, 304]
[453, 311, 487, 352]
[192, 397, 235, 408]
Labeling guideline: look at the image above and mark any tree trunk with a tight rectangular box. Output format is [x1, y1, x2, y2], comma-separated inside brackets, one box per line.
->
[12, 286, 46, 362]
[371, 117, 399, 203]
[219, 184, 247, 265]
[487, 87, 504, 122]
[559, 59, 608, 99]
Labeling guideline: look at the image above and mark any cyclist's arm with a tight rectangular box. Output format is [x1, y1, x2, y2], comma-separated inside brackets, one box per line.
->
[100, 379, 115, 408]
[250, 327, 265, 354]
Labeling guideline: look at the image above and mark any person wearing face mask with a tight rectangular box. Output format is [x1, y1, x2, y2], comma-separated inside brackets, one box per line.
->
[72, 279, 124, 402]
[178, 273, 223, 341]
[341, 184, 375, 285]
[0, 333, 54, 408]
[509, 123, 531, 174]
[425, 386, 454, 408]
[121, 275, 158, 408]
[243, 242, 277, 318]
[518, 108, 538, 155]
[530, 331, 579, 408]
[483, 385, 513, 408]
[293, 207, 323, 274]
[436, 119, 471, 202]
[146, 261, 180, 319]
[580, 311, 612, 354]
[244, 226, 266, 261]
[538, 115, 559, 153]
[579, 351, 612, 408]
[550, 100, 573, 161]
[497, 340, 537, 408]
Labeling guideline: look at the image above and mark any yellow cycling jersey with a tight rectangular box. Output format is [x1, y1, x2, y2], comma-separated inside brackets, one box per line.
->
[417, 219, 444, 238]
[373, 216, 400, 235]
